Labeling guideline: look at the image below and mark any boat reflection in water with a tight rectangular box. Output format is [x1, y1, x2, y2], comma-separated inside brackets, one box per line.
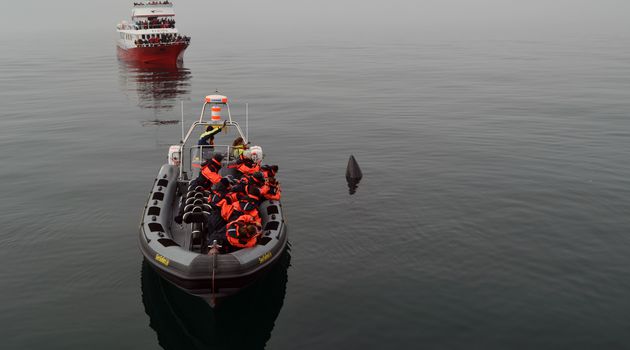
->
[118, 60, 191, 111]
[141, 249, 291, 350]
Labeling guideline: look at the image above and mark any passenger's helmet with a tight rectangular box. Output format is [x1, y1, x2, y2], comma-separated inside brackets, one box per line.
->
[249, 146, 263, 164]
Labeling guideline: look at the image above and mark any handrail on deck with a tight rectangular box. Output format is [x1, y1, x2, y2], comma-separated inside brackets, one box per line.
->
[133, 2, 173, 8]
[179, 120, 247, 179]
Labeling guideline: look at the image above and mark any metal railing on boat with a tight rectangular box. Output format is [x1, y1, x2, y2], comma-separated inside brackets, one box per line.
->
[185, 145, 242, 179]
[134, 41, 189, 48]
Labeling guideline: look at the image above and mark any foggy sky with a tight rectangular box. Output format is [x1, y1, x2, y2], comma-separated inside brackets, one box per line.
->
[2, 0, 629, 44]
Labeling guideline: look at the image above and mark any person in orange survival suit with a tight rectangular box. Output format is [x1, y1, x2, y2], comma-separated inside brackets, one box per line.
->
[262, 177, 282, 201]
[191, 153, 224, 189]
[228, 146, 262, 177]
[225, 214, 262, 250]
[229, 153, 259, 176]
[221, 190, 261, 223]
[229, 171, 265, 202]
[239, 170, 281, 201]
[261, 164, 278, 179]
[260, 166, 282, 201]
[207, 191, 261, 250]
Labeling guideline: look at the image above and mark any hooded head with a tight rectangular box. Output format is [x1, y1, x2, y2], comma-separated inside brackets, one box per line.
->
[251, 171, 265, 186]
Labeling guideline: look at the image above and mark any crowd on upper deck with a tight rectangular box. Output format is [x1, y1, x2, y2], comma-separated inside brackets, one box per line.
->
[134, 1, 171, 6]
[135, 18, 176, 29]
[135, 34, 190, 46]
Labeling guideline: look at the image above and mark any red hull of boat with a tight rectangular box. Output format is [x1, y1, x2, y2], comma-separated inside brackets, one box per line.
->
[117, 43, 188, 65]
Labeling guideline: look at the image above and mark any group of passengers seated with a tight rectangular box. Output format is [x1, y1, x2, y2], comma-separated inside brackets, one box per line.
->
[135, 34, 190, 46]
[135, 18, 175, 29]
[134, 1, 171, 6]
[175, 138, 281, 253]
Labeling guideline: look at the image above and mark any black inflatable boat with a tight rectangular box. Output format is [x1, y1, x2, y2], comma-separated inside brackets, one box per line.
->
[138, 94, 288, 304]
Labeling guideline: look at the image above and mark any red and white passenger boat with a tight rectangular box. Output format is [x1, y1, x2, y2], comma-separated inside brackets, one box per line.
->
[116, 1, 190, 64]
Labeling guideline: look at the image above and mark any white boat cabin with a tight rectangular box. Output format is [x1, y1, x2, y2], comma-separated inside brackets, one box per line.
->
[116, 1, 187, 49]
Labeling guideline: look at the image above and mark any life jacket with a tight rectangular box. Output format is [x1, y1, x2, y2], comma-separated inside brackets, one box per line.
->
[261, 165, 278, 179]
[208, 192, 223, 208]
[263, 183, 281, 201]
[208, 183, 229, 208]
[231, 180, 262, 202]
[244, 185, 262, 204]
[229, 155, 260, 176]
[226, 214, 262, 248]
[217, 192, 238, 218]
[200, 158, 222, 184]
[246, 172, 266, 187]
[232, 144, 245, 158]
[237, 162, 260, 176]
[224, 200, 260, 222]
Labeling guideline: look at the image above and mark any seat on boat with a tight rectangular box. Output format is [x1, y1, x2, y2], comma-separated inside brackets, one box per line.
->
[187, 190, 209, 199]
[184, 202, 211, 213]
[183, 209, 210, 224]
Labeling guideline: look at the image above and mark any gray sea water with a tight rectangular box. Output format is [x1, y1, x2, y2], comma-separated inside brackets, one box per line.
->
[1, 17, 630, 350]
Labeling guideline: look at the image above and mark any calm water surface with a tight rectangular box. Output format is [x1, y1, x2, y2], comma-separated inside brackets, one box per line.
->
[1, 31, 630, 349]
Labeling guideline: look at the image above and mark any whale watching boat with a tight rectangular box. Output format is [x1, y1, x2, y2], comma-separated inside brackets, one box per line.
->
[139, 94, 288, 305]
[116, 1, 190, 64]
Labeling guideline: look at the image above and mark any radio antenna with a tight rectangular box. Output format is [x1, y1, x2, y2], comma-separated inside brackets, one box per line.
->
[180, 100, 185, 143]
